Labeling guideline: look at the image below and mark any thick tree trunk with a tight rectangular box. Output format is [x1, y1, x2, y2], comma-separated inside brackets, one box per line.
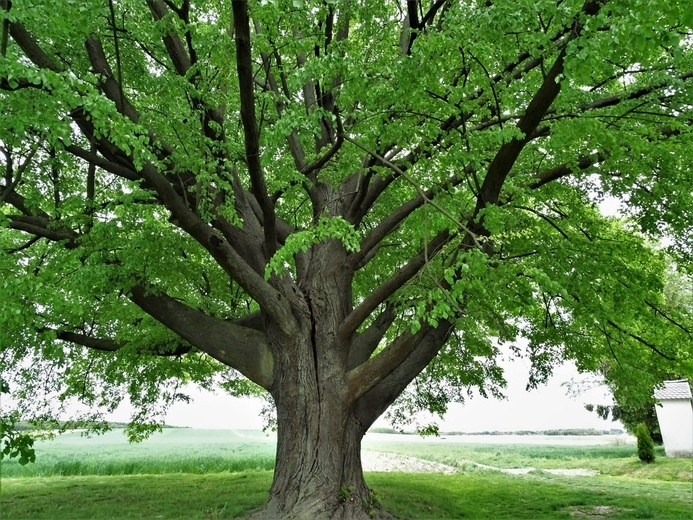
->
[251, 241, 392, 519]
[252, 329, 388, 520]
[234, 234, 413, 519]
[261, 405, 385, 520]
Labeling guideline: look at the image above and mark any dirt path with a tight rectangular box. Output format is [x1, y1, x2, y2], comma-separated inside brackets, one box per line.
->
[361, 451, 599, 476]
[361, 451, 457, 473]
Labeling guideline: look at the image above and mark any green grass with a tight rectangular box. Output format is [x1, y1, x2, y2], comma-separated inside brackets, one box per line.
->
[369, 472, 693, 519]
[1, 429, 691, 519]
[363, 439, 693, 481]
[0, 473, 272, 519]
[2, 471, 692, 519]
[1, 429, 276, 478]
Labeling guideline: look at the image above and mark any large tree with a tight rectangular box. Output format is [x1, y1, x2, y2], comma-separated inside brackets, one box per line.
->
[1, 0, 691, 518]
[587, 268, 693, 443]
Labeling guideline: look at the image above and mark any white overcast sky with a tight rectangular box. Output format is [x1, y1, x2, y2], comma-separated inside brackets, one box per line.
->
[105, 354, 619, 432]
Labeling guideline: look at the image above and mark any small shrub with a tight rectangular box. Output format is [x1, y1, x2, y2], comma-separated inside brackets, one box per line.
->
[635, 423, 655, 463]
[338, 485, 354, 503]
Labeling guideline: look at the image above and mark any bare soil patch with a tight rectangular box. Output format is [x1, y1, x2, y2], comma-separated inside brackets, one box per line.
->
[362, 451, 602, 476]
[565, 505, 631, 518]
[361, 451, 457, 473]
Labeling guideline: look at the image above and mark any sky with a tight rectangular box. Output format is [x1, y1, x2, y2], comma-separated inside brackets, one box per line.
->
[106, 353, 620, 433]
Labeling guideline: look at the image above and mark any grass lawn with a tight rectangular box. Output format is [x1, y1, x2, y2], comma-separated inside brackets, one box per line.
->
[2, 471, 692, 519]
[1, 429, 691, 519]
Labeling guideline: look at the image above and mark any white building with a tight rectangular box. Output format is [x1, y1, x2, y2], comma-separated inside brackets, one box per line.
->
[654, 379, 693, 457]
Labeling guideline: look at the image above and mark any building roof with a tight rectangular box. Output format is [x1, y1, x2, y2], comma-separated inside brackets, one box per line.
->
[654, 379, 692, 400]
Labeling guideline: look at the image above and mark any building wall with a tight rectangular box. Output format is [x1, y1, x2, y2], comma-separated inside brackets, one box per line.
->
[655, 399, 693, 457]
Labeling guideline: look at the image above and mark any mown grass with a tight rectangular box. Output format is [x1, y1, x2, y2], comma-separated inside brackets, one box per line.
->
[2, 471, 692, 519]
[0, 473, 272, 519]
[1, 429, 691, 519]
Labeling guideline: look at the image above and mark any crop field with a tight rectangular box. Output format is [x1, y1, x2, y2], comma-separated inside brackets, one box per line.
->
[1, 429, 277, 478]
[1, 429, 692, 519]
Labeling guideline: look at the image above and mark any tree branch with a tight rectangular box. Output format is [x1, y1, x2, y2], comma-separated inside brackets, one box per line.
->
[7, 215, 78, 246]
[0, 1, 62, 72]
[48, 329, 192, 357]
[347, 303, 396, 370]
[232, 0, 277, 258]
[146, 0, 192, 76]
[130, 285, 274, 389]
[467, 0, 605, 238]
[132, 163, 295, 333]
[85, 35, 140, 122]
[349, 320, 454, 413]
[345, 137, 481, 246]
[606, 319, 676, 361]
[63, 144, 139, 181]
[528, 153, 604, 189]
[340, 230, 451, 341]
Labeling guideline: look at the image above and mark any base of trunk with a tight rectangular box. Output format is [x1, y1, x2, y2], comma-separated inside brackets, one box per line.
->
[242, 485, 395, 520]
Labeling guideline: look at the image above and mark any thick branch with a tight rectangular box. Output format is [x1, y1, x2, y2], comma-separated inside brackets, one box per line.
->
[53, 330, 124, 352]
[232, 0, 277, 257]
[340, 230, 451, 340]
[468, 0, 605, 239]
[475, 51, 567, 210]
[134, 163, 295, 332]
[0, 143, 39, 206]
[50, 329, 192, 356]
[0, 76, 43, 90]
[346, 137, 481, 246]
[1, 2, 62, 72]
[347, 303, 396, 370]
[7, 215, 78, 246]
[85, 35, 140, 122]
[350, 320, 454, 413]
[146, 0, 192, 76]
[529, 153, 604, 189]
[130, 285, 274, 389]
[63, 144, 139, 181]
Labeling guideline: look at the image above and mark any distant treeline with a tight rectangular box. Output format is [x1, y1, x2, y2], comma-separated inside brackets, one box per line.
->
[369, 427, 625, 436]
[12, 421, 185, 431]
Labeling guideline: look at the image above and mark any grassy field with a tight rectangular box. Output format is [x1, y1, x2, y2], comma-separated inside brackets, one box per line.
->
[1, 429, 276, 478]
[363, 437, 693, 481]
[1, 429, 692, 519]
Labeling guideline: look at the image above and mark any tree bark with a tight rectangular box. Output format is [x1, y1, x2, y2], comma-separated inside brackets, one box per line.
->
[249, 241, 392, 519]
[262, 392, 386, 520]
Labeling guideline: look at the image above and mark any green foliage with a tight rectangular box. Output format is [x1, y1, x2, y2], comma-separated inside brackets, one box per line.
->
[0, 0, 691, 459]
[364, 488, 381, 519]
[337, 485, 354, 503]
[586, 402, 662, 443]
[0, 380, 35, 465]
[587, 268, 692, 442]
[635, 422, 656, 463]
[265, 215, 360, 278]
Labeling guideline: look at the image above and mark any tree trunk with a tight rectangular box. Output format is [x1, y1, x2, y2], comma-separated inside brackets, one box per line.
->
[261, 405, 386, 520]
[251, 242, 392, 519]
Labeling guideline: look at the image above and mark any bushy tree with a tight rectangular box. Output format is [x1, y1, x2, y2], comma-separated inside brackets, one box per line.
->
[1, 1, 691, 518]
[587, 269, 692, 443]
[635, 422, 656, 463]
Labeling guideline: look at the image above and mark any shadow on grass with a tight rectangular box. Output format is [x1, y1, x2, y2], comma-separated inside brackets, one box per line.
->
[368, 472, 693, 520]
[2, 471, 691, 519]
